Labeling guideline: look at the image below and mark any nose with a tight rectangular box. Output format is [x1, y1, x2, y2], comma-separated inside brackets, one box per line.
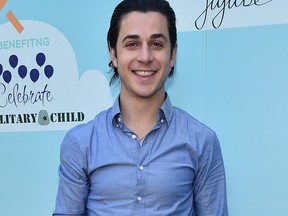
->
[137, 44, 153, 63]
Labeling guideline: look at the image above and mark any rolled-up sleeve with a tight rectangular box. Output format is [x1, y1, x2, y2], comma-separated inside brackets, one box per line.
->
[53, 132, 89, 216]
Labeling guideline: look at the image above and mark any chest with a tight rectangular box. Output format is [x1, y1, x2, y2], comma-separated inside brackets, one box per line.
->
[87, 136, 197, 203]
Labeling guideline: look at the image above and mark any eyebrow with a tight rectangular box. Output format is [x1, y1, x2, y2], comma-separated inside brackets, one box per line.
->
[150, 33, 168, 42]
[121, 33, 168, 43]
[122, 34, 140, 43]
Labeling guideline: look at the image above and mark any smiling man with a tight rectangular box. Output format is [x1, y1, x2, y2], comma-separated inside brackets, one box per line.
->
[53, 0, 228, 215]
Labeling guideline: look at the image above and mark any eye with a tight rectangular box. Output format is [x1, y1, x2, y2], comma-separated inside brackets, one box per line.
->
[151, 41, 164, 48]
[126, 42, 139, 47]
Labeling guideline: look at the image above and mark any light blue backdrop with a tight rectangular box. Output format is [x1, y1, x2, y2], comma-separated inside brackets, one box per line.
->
[1, 1, 287, 215]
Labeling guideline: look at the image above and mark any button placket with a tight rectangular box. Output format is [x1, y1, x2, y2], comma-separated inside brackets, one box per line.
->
[135, 163, 146, 207]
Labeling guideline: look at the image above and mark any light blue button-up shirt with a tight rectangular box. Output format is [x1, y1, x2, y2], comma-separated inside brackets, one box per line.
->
[53, 95, 228, 216]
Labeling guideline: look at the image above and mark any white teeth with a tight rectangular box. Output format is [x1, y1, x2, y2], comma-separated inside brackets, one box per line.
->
[134, 71, 155, 76]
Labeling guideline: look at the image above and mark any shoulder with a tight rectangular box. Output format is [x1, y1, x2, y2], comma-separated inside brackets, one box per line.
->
[171, 106, 222, 163]
[64, 107, 112, 145]
[172, 106, 216, 138]
[59, 108, 113, 171]
[171, 106, 220, 155]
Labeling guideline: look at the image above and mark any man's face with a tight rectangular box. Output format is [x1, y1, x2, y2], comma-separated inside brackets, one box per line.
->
[110, 11, 177, 99]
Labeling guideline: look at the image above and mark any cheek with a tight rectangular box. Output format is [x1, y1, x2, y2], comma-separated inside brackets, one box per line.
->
[160, 51, 173, 64]
[119, 55, 139, 71]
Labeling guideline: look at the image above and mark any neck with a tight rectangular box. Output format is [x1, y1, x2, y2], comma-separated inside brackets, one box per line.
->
[119, 91, 165, 138]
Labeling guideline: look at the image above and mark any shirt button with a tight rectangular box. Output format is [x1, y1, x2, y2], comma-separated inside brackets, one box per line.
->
[137, 196, 142, 202]
[116, 124, 119, 128]
[117, 117, 121, 123]
[132, 134, 137, 139]
[160, 119, 165, 124]
[139, 165, 144, 171]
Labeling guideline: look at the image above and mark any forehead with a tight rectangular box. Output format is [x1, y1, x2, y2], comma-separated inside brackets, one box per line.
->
[118, 11, 169, 39]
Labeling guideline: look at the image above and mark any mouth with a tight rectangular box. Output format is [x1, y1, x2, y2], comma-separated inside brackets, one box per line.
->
[133, 70, 157, 77]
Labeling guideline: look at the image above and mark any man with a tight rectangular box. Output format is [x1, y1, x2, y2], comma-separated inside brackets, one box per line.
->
[53, 0, 228, 215]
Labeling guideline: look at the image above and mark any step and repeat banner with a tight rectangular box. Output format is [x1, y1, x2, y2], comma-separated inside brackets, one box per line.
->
[1, 0, 287, 215]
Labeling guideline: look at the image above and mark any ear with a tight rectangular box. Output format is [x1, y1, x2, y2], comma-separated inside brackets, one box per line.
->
[109, 45, 118, 68]
[169, 44, 177, 68]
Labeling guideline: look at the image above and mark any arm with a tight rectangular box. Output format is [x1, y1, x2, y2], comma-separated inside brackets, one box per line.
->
[53, 132, 89, 216]
[193, 132, 228, 216]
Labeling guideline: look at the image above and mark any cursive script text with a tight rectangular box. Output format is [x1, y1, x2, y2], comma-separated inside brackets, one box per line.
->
[195, 0, 272, 30]
[0, 83, 53, 108]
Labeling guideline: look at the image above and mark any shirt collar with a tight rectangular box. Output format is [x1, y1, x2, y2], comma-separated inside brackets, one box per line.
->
[111, 93, 173, 126]
[160, 93, 173, 125]
[111, 96, 122, 128]
[111, 96, 121, 119]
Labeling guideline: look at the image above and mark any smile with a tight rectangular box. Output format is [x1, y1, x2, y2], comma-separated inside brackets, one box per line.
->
[133, 70, 156, 77]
